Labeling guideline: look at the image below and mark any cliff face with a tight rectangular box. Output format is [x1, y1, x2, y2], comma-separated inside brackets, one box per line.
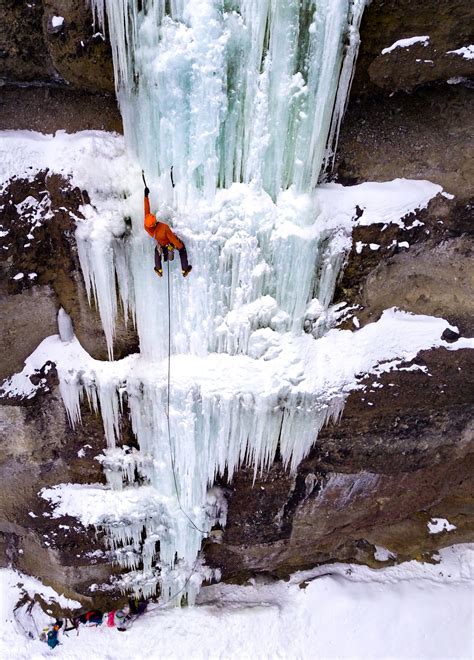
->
[0, 0, 473, 607]
[1, 0, 114, 92]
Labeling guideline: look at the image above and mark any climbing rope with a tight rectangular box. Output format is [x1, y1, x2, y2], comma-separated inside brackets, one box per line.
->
[159, 260, 211, 606]
[165, 260, 208, 537]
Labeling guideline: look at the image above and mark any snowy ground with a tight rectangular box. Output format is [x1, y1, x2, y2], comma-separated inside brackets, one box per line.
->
[1, 544, 473, 660]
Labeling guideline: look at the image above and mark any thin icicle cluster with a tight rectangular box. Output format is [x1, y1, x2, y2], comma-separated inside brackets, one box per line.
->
[69, 0, 367, 602]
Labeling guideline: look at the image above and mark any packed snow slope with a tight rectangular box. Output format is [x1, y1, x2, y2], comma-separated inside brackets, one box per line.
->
[1, 544, 473, 660]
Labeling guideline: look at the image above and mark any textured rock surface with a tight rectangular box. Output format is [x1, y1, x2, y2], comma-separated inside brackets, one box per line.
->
[336, 86, 473, 201]
[361, 235, 474, 334]
[42, 0, 115, 94]
[0, 0, 51, 83]
[352, 0, 474, 95]
[331, 195, 474, 335]
[1, 0, 114, 93]
[0, 385, 125, 608]
[0, 85, 122, 134]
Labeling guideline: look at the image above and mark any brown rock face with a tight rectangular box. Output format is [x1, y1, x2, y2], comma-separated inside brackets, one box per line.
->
[352, 0, 474, 94]
[1, 0, 114, 93]
[42, 0, 115, 94]
[0, 85, 122, 134]
[0, 385, 126, 608]
[362, 236, 474, 334]
[336, 86, 473, 202]
[0, 0, 51, 83]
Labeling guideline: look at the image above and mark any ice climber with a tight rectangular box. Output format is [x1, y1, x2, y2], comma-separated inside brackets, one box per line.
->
[144, 186, 192, 278]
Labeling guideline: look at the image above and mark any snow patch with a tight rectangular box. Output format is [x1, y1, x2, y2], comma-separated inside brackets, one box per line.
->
[382, 36, 430, 55]
[1, 545, 473, 659]
[428, 518, 457, 534]
[374, 545, 397, 562]
[447, 45, 474, 60]
[51, 16, 64, 28]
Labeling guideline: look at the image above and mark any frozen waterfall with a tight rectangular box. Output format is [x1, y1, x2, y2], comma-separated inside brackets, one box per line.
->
[89, 0, 365, 202]
[69, 0, 367, 603]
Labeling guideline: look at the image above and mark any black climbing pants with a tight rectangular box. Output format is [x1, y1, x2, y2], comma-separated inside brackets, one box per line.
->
[155, 245, 189, 272]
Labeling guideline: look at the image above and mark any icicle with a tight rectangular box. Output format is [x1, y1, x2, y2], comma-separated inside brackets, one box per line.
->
[57, 308, 74, 343]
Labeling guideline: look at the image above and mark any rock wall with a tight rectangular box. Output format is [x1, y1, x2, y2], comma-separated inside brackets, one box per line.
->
[0, 0, 473, 607]
[1, 0, 114, 93]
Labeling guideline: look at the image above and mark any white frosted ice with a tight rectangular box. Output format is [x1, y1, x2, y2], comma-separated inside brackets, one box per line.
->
[57, 308, 74, 343]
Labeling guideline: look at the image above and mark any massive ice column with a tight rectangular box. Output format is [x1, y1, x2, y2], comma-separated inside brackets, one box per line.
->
[89, 0, 365, 203]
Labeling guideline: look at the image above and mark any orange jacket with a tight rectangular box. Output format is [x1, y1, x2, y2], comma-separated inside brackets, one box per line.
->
[144, 196, 183, 249]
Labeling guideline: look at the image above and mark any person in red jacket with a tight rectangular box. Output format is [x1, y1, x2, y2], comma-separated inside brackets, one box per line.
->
[144, 186, 192, 278]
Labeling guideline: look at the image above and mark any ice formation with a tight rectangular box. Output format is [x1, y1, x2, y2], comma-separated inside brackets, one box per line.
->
[57, 0, 370, 602]
[89, 0, 366, 201]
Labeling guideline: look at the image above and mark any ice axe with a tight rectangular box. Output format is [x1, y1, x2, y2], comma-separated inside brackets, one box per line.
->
[142, 168, 175, 189]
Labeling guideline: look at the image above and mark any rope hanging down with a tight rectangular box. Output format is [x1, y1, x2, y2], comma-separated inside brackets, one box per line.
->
[159, 261, 211, 605]
[165, 261, 208, 536]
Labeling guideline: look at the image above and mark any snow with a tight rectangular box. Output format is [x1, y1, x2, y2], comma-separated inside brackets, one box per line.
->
[447, 76, 470, 85]
[51, 16, 64, 28]
[447, 45, 474, 60]
[1, 544, 473, 659]
[316, 178, 443, 228]
[374, 545, 397, 562]
[428, 518, 457, 534]
[381, 36, 430, 55]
